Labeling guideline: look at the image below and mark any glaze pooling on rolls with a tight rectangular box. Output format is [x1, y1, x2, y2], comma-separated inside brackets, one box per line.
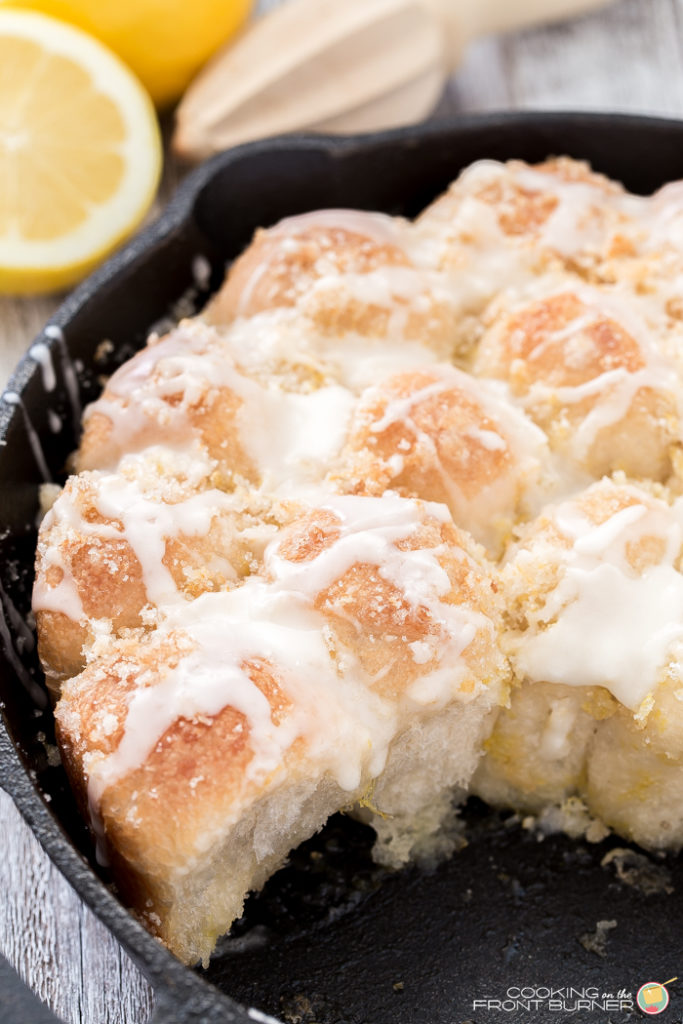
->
[474, 478, 683, 849]
[268, 495, 503, 706]
[208, 210, 414, 321]
[35, 155, 683, 967]
[77, 317, 359, 493]
[503, 479, 683, 710]
[77, 318, 259, 480]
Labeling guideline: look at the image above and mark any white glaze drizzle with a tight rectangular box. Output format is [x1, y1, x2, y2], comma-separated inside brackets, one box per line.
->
[4, 392, 51, 482]
[232, 208, 412, 317]
[513, 483, 683, 710]
[0, 579, 46, 708]
[441, 160, 639, 259]
[236, 383, 355, 492]
[45, 325, 81, 436]
[47, 409, 62, 434]
[221, 308, 444, 393]
[84, 318, 359, 492]
[351, 365, 553, 551]
[478, 281, 683, 465]
[266, 494, 491, 705]
[29, 343, 56, 392]
[413, 159, 653, 319]
[367, 379, 449, 434]
[86, 581, 398, 809]
[530, 366, 678, 457]
[268, 208, 408, 248]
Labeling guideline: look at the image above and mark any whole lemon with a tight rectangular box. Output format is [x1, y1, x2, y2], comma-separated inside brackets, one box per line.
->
[0, 0, 253, 107]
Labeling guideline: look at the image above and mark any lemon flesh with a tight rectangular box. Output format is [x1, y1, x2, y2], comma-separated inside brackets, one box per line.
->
[1, 0, 254, 107]
[0, 9, 162, 294]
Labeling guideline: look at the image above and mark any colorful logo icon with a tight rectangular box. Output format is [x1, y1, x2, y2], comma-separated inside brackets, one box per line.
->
[637, 979, 676, 1015]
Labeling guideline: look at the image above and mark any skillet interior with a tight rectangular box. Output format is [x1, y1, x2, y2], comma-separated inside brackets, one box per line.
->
[2, 113, 683, 1024]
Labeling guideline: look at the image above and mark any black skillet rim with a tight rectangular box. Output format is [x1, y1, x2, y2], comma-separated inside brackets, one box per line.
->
[3, 110, 683, 1023]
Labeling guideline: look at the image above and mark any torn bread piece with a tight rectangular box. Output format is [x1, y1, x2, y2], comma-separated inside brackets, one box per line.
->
[55, 495, 506, 964]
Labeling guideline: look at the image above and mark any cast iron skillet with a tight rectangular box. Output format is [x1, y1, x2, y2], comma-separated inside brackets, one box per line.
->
[2, 113, 683, 1024]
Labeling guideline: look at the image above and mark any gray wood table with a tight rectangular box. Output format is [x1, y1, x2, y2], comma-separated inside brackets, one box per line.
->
[0, 0, 680, 1019]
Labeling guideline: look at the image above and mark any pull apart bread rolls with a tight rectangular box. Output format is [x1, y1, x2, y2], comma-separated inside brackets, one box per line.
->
[54, 495, 506, 965]
[474, 479, 683, 850]
[76, 319, 257, 477]
[37, 156, 683, 968]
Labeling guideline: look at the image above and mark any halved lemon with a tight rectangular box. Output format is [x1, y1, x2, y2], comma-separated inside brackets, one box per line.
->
[2, 0, 254, 108]
[0, 8, 162, 294]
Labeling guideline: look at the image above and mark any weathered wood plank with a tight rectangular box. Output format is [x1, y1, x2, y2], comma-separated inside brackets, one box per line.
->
[449, 0, 683, 113]
[502, 0, 683, 113]
[0, 792, 154, 1023]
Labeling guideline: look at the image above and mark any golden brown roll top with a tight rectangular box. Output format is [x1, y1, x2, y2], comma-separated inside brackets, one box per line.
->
[208, 210, 414, 321]
[267, 495, 505, 704]
[334, 364, 550, 555]
[76, 319, 259, 478]
[75, 317, 360, 494]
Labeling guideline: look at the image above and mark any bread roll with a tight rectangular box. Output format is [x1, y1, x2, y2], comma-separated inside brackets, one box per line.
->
[76, 317, 359, 494]
[416, 158, 644, 300]
[475, 478, 683, 849]
[208, 209, 457, 351]
[335, 364, 550, 555]
[33, 467, 285, 694]
[474, 285, 682, 480]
